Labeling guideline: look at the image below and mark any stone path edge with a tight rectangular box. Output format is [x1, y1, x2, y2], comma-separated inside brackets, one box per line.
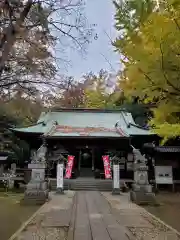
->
[137, 204, 180, 237]
[8, 201, 47, 240]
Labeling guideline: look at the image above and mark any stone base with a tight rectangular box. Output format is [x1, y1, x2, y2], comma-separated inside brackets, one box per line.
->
[130, 190, 157, 206]
[132, 183, 152, 193]
[56, 187, 64, 195]
[22, 180, 49, 205]
[112, 188, 120, 195]
[22, 189, 49, 205]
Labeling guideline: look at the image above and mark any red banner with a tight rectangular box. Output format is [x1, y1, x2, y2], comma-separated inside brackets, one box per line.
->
[65, 155, 75, 179]
[102, 155, 112, 179]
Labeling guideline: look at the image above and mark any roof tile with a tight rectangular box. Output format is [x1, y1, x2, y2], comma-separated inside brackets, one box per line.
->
[13, 110, 153, 137]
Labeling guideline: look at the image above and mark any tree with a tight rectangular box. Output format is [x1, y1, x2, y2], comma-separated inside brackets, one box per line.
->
[84, 70, 120, 108]
[0, 104, 30, 165]
[113, 89, 152, 126]
[53, 77, 87, 108]
[7, 135, 30, 167]
[3, 88, 44, 124]
[114, 0, 180, 142]
[52, 70, 120, 109]
[0, 0, 94, 91]
[0, 97, 34, 167]
[113, 0, 155, 58]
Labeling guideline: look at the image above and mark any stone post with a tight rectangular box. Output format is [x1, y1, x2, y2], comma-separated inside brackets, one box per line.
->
[56, 157, 64, 194]
[11, 163, 16, 173]
[112, 156, 120, 195]
[9, 163, 16, 189]
[130, 147, 156, 205]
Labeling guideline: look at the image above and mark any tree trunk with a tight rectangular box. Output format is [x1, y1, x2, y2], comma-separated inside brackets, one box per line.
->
[0, 0, 33, 77]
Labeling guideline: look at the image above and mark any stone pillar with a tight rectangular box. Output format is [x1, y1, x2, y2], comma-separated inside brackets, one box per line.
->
[23, 163, 49, 205]
[9, 163, 16, 189]
[11, 163, 16, 173]
[56, 159, 64, 194]
[112, 156, 120, 195]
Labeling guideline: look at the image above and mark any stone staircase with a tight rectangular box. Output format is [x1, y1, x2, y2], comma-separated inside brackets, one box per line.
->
[49, 177, 113, 191]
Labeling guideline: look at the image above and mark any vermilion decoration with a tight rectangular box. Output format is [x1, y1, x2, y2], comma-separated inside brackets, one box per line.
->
[102, 155, 112, 179]
[53, 125, 126, 136]
[64, 155, 75, 179]
[56, 125, 116, 132]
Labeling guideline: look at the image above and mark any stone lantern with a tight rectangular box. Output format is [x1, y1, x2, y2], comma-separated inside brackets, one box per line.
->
[23, 141, 49, 205]
[130, 146, 156, 205]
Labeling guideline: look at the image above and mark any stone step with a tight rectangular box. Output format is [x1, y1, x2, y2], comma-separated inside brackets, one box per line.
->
[49, 179, 113, 191]
[50, 182, 112, 186]
[51, 184, 112, 187]
[66, 187, 111, 191]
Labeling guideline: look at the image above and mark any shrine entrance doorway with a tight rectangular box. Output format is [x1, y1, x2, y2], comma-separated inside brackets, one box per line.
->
[79, 148, 93, 177]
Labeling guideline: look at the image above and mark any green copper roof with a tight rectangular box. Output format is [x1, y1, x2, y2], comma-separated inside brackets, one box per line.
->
[13, 109, 154, 138]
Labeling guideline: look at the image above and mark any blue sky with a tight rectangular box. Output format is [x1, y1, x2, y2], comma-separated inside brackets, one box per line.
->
[59, 0, 121, 79]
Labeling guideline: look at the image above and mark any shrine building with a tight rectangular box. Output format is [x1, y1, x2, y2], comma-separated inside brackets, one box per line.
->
[12, 108, 157, 179]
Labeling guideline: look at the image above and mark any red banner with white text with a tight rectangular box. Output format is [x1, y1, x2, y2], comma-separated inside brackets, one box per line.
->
[102, 155, 112, 179]
[65, 155, 75, 179]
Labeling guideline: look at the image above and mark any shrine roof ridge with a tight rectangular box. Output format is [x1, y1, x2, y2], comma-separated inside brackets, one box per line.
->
[50, 107, 129, 113]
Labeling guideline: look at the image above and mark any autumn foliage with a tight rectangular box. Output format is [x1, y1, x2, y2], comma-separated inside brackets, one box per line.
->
[114, 0, 180, 142]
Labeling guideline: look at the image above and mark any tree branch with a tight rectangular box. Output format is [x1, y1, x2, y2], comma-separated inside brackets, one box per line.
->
[50, 22, 83, 49]
[159, 42, 180, 93]
[138, 66, 180, 99]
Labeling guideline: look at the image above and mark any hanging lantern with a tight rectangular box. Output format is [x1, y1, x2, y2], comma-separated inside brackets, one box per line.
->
[82, 152, 90, 160]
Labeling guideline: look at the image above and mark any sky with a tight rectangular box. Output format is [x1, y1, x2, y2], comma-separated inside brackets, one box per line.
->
[59, 0, 121, 79]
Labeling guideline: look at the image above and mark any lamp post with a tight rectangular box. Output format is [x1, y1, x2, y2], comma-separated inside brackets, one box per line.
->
[112, 155, 120, 195]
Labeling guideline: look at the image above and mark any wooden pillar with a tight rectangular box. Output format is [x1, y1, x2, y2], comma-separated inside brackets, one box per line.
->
[92, 148, 95, 171]
[78, 149, 81, 175]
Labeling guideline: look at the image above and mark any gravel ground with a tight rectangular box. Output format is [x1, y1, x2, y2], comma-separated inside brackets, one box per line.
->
[11, 191, 75, 240]
[15, 226, 68, 240]
[145, 192, 180, 233]
[128, 227, 180, 240]
[102, 192, 180, 240]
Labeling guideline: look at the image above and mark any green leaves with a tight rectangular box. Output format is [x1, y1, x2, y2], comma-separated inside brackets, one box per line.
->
[114, 0, 180, 142]
[7, 135, 30, 166]
[113, 0, 154, 33]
